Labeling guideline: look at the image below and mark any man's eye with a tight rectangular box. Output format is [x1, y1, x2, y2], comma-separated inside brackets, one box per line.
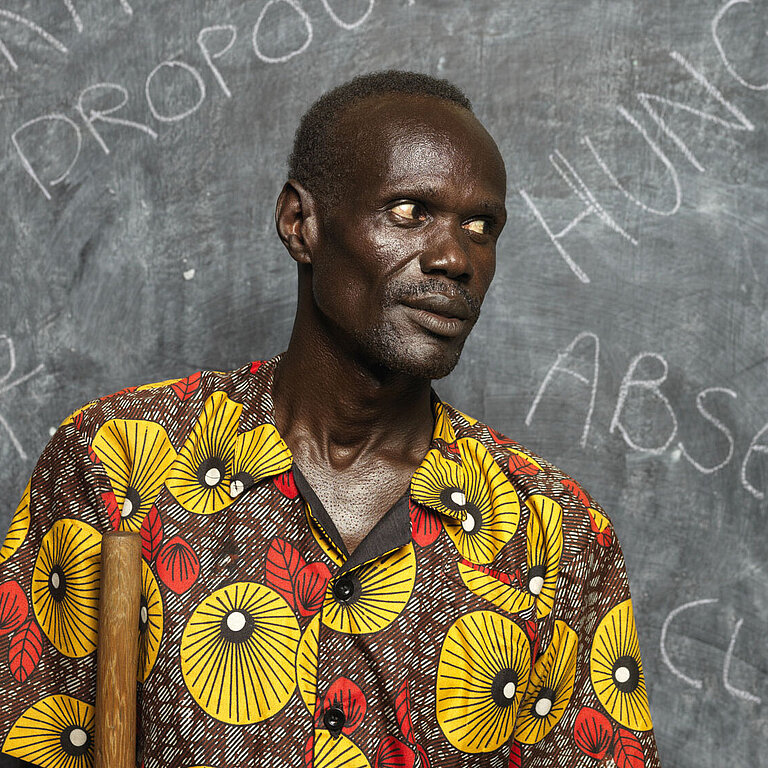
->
[463, 219, 490, 236]
[390, 202, 426, 221]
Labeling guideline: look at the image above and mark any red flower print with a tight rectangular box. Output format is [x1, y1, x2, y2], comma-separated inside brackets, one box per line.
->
[171, 371, 201, 401]
[524, 618, 540, 660]
[295, 561, 331, 617]
[445, 442, 460, 457]
[562, 478, 590, 508]
[395, 679, 415, 743]
[595, 528, 612, 548]
[458, 557, 513, 585]
[140, 505, 164, 562]
[101, 490, 120, 529]
[274, 470, 299, 499]
[613, 728, 645, 768]
[318, 677, 367, 734]
[487, 426, 514, 446]
[573, 706, 613, 760]
[265, 538, 305, 609]
[374, 735, 416, 768]
[508, 452, 540, 476]
[156, 536, 200, 594]
[409, 499, 441, 547]
[250, 360, 264, 374]
[8, 619, 43, 683]
[0, 581, 28, 637]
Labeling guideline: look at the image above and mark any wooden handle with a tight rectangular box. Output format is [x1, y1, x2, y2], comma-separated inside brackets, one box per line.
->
[94, 531, 141, 768]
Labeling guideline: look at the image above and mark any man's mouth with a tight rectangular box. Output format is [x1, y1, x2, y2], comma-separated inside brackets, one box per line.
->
[400, 294, 471, 320]
[400, 294, 472, 338]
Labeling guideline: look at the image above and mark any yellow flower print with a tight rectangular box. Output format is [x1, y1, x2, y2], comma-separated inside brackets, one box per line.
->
[0, 482, 30, 565]
[31, 519, 101, 658]
[3, 694, 94, 768]
[230, 424, 292, 496]
[453, 407, 478, 426]
[135, 377, 183, 391]
[322, 545, 416, 635]
[515, 620, 578, 743]
[180, 582, 300, 725]
[166, 392, 243, 515]
[410, 449, 467, 522]
[590, 599, 653, 731]
[92, 419, 176, 531]
[296, 613, 321, 715]
[311, 730, 371, 768]
[436, 610, 531, 753]
[457, 559, 534, 614]
[138, 560, 163, 682]
[442, 439, 521, 564]
[525, 495, 563, 619]
[432, 400, 457, 443]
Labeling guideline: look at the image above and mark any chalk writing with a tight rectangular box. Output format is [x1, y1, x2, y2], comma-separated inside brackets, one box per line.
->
[0, 337, 45, 462]
[712, 0, 768, 91]
[9, 0, 378, 199]
[77, 83, 158, 154]
[527, 332, 763, 499]
[678, 388, 737, 474]
[197, 25, 238, 99]
[525, 331, 599, 447]
[252, 0, 314, 64]
[320, 0, 375, 30]
[145, 60, 207, 123]
[519, 1, 763, 283]
[610, 353, 677, 456]
[661, 598, 763, 704]
[0, 9, 68, 72]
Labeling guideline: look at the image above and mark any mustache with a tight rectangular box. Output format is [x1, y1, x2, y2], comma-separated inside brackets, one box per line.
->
[384, 278, 483, 318]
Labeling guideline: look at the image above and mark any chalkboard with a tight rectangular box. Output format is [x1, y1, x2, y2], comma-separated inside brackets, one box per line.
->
[0, 1, 766, 766]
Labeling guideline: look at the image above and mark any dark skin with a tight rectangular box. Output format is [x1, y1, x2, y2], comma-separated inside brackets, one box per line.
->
[7, 94, 505, 768]
[273, 93, 507, 553]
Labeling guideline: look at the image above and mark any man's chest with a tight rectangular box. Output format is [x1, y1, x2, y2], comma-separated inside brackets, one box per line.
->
[134, 470, 535, 768]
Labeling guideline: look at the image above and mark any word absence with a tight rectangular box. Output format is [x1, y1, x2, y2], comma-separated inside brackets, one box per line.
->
[525, 332, 768, 501]
[6, 0, 375, 200]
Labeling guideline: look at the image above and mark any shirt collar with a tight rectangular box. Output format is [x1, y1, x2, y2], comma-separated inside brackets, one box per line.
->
[231, 355, 469, 524]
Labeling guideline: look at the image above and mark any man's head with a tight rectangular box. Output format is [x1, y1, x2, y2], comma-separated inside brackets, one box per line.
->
[276, 71, 507, 380]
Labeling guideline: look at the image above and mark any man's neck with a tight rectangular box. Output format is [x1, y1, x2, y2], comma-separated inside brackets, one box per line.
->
[272, 326, 435, 473]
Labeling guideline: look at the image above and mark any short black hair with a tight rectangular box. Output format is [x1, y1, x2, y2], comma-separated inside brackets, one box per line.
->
[288, 70, 473, 207]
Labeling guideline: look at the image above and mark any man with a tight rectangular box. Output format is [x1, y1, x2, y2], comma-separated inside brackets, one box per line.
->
[0, 71, 661, 767]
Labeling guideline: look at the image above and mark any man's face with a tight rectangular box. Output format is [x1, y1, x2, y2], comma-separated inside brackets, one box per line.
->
[308, 94, 507, 379]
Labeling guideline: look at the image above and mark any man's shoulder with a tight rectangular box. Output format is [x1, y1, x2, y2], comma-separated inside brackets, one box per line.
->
[58, 360, 267, 444]
[443, 402, 615, 556]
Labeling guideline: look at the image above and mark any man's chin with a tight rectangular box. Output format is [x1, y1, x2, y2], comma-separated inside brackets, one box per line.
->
[357, 329, 466, 381]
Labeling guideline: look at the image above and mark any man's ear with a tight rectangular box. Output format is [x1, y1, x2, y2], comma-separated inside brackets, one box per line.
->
[275, 180, 320, 265]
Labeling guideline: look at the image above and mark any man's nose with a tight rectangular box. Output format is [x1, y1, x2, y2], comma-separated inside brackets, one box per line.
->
[418, 222, 474, 281]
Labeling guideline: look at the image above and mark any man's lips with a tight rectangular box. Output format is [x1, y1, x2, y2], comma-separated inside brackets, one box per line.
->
[400, 294, 472, 338]
[399, 294, 471, 321]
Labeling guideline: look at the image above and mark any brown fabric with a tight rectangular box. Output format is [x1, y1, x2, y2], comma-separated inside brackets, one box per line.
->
[0, 355, 661, 767]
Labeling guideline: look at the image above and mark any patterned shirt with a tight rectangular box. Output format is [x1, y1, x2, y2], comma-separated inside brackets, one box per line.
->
[0, 355, 661, 768]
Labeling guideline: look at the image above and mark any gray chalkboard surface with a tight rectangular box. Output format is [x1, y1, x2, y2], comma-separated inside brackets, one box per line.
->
[0, 1, 766, 766]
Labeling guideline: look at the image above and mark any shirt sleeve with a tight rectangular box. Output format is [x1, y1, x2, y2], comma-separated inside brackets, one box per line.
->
[0, 419, 113, 767]
[512, 513, 662, 768]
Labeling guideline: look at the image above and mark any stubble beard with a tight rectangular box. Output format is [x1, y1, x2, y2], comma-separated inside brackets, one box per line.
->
[351, 278, 482, 380]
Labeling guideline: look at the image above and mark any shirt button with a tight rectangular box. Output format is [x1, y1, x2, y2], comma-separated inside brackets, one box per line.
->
[333, 575, 355, 602]
[323, 706, 345, 735]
